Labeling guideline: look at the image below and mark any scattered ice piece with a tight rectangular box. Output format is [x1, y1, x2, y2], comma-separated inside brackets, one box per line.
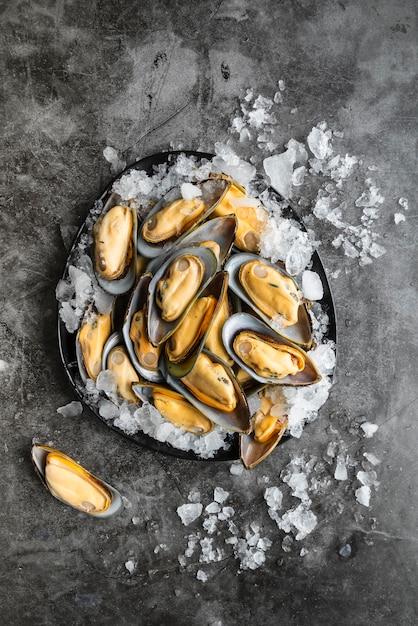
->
[131, 517, 141, 525]
[124, 559, 136, 574]
[282, 535, 293, 552]
[230, 462, 244, 476]
[339, 543, 351, 558]
[177, 503, 203, 526]
[394, 213, 406, 224]
[98, 399, 120, 420]
[363, 452, 381, 466]
[355, 185, 384, 208]
[357, 470, 378, 487]
[218, 506, 235, 521]
[96, 370, 118, 395]
[307, 126, 330, 160]
[205, 502, 221, 514]
[203, 516, 218, 534]
[300, 547, 309, 557]
[103, 146, 126, 174]
[355, 485, 371, 507]
[334, 455, 348, 481]
[277, 504, 318, 540]
[264, 486, 283, 511]
[0, 360, 8, 372]
[196, 569, 208, 582]
[56, 401, 83, 418]
[360, 422, 379, 438]
[188, 489, 201, 503]
[263, 150, 294, 199]
[278, 79, 285, 91]
[301, 270, 324, 301]
[214, 487, 229, 503]
[180, 182, 202, 200]
[398, 197, 409, 210]
[292, 165, 306, 186]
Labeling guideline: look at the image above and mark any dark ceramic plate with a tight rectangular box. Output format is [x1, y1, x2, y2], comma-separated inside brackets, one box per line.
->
[57, 151, 337, 462]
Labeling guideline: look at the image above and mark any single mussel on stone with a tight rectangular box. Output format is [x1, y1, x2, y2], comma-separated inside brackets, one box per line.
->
[222, 313, 321, 385]
[93, 198, 137, 295]
[132, 383, 214, 435]
[76, 306, 112, 382]
[31, 444, 123, 517]
[102, 333, 140, 405]
[212, 178, 268, 252]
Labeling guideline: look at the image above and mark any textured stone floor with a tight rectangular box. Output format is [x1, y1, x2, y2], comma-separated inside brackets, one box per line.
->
[1, 1, 417, 624]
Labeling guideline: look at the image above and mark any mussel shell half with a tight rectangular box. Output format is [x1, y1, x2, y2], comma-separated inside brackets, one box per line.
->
[31, 444, 123, 517]
[93, 194, 138, 295]
[222, 312, 321, 386]
[240, 421, 288, 469]
[122, 272, 164, 383]
[102, 332, 140, 405]
[137, 178, 230, 259]
[164, 271, 229, 377]
[225, 252, 312, 348]
[131, 383, 214, 435]
[147, 245, 219, 346]
[160, 348, 251, 434]
[76, 304, 113, 384]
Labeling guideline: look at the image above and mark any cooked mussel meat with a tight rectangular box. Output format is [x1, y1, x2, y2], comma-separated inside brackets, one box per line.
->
[129, 305, 161, 371]
[156, 254, 204, 322]
[142, 197, 206, 243]
[233, 331, 305, 380]
[239, 260, 301, 326]
[31, 444, 123, 517]
[166, 295, 217, 363]
[181, 352, 237, 412]
[77, 310, 112, 381]
[152, 386, 214, 434]
[94, 205, 133, 280]
[106, 345, 140, 404]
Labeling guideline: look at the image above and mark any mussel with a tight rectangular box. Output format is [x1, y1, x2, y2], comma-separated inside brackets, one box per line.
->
[213, 178, 268, 252]
[76, 307, 112, 382]
[31, 444, 123, 517]
[222, 313, 321, 385]
[93, 197, 137, 295]
[102, 333, 140, 405]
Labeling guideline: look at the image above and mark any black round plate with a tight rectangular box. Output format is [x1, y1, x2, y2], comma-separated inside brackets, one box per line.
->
[57, 151, 336, 462]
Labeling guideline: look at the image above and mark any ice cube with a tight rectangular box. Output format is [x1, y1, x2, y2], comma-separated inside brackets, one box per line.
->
[301, 270, 324, 301]
[176, 503, 203, 525]
[56, 401, 83, 418]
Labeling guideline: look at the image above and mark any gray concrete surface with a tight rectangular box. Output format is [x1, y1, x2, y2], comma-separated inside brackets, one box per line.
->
[1, 1, 417, 624]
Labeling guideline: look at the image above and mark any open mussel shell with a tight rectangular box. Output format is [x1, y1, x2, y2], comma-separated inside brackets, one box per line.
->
[147, 245, 219, 346]
[31, 444, 123, 517]
[102, 332, 140, 405]
[225, 252, 313, 348]
[212, 177, 269, 253]
[222, 312, 321, 386]
[160, 348, 251, 434]
[240, 422, 288, 470]
[164, 271, 229, 378]
[132, 382, 214, 435]
[137, 178, 231, 259]
[93, 193, 138, 296]
[76, 303, 114, 384]
[172, 214, 238, 267]
[122, 272, 164, 383]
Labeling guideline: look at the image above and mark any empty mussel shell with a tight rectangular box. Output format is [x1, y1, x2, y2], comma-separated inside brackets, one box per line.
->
[222, 313, 321, 385]
[31, 444, 123, 517]
[225, 252, 313, 348]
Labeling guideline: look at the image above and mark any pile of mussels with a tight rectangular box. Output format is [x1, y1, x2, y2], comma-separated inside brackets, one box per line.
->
[75, 172, 321, 469]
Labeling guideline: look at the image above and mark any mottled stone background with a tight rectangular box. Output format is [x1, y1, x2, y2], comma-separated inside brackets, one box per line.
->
[1, 1, 417, 624]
